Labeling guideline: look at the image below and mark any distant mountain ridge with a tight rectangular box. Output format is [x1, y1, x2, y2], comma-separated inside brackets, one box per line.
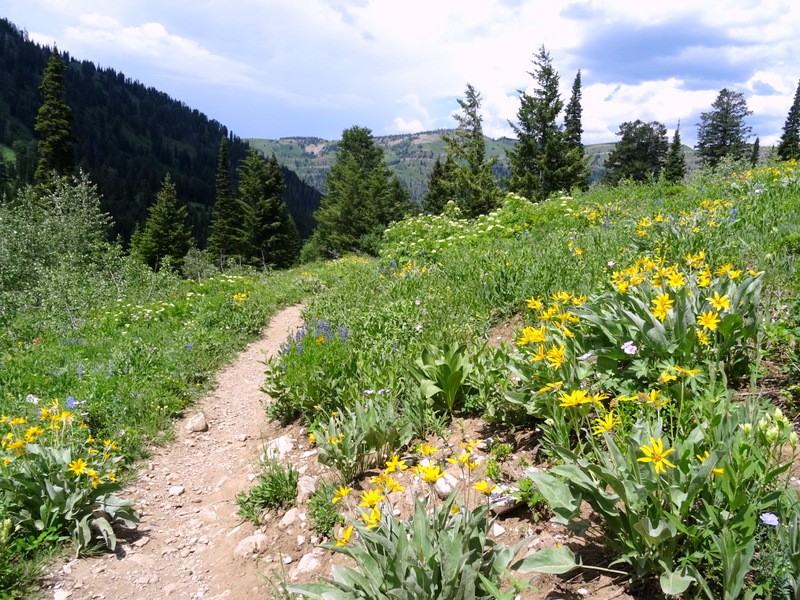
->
[0, 17, 320, 242]
[248, 131, 699, 201]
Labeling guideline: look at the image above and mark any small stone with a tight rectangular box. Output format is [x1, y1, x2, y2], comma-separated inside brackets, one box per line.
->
[279, 508, 299, 530]
[290, 551, 322, 580]
[263, 435, 294, 461]
[491, 523, 506, 537]
[169, 486, 185, 496]
[133, 537, 150, 548]
[234, 534, 269, 558]
[283, 555, 293, 565]
[296, 476, 317, 504]
[433, 476, 454, 500]
[185, 413, 208, 433]
[54, 591, 72, 600]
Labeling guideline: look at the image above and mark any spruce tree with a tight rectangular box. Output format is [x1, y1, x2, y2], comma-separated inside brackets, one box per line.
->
[664, 122, 687, 183]
[313, 126, 410, 257]
[777, 79, 800, 161]
[507, 46, 587, 202]
[603, 120, 668, 185]
[696, 88, 752, 168]
[207, 136, 238, 266]
[442, 84, 502, 217]
[131, 174, 193, 271]
[750, 136, 760, 167]
[236, 149, 300, 269]
[421, 155, 456, 214]
[563, 70, 589, 190]
[34, 46, 75, 183]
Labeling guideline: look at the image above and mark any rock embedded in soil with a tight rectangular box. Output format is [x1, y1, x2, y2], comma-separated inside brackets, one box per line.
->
[186, 412, 209, 432]
[234, 534, 270, 559]
[296, 476, 317, 504]
[263, 435, 294, 461]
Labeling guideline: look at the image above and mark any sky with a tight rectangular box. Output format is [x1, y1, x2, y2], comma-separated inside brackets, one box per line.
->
[5, 0, 800, 147]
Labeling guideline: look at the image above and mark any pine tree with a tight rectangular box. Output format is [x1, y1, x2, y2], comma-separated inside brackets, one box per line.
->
[664, 122, 687, 183]
[507, 46, 587, 202]
[34, 46, 75, 183]
[696, 88, 753, 168]
[603, 120, 668, 185]
[777, 79, 800, 161]
[313, 126, 410, 257]
[236, 149, 300, 269]
[442, 84, 502, 217]
[750, 136, 760, 167]
[563, 70, 589, 191]
[421, 155, 456, 214]
[207, 136, 239, 266]
[130, 174, 193, 271]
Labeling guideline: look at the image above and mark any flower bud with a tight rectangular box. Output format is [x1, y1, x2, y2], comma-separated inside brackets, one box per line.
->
[766, 426, 780, 444]
[739, 423, 753, 435]
[789, 431, 799, 447]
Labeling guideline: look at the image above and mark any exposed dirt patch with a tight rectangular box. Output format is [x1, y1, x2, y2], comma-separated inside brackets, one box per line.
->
[43, 305, 635, 600]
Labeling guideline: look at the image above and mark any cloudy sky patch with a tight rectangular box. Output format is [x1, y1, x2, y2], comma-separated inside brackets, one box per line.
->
[5, 0, 799, 146]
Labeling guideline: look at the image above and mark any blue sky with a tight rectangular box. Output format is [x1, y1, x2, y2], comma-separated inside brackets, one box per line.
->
[5, 0, 800, 147]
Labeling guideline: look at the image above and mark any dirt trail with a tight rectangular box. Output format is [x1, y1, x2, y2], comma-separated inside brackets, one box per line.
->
[47, 304, 305, 600]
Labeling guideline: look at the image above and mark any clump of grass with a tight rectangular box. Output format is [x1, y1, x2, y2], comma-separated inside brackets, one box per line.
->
[236, 457, 299, 525]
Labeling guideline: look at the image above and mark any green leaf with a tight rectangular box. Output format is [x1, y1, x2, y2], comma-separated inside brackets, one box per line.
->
[659, 569, 695, 595]
[512, 546, 578, 574]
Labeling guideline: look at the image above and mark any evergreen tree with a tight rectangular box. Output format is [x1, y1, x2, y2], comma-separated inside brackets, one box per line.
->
[421, 155, 456, 214]
[207, 136, 238, 266]
[236, 149, 300, 269]
[130, 174, 193, 270]
[442, 84, 502, 217]
[313, 126, 411, 257]
[34, 46, 75, 183]
[696, 88, 753, 168]
[777, 79, 800, 161]
[507, 46, 588, 202]
[603, 120, 668, 185]
[664, 122, 687, 183]
[563, 70, 589, 191]
[750, 136, 760, 167]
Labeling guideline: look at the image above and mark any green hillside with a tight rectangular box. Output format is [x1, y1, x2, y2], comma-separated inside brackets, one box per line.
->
[248, 132, 698, 200]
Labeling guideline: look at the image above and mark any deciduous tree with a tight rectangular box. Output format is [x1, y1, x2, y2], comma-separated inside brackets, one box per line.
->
[696, 88, 752, 168]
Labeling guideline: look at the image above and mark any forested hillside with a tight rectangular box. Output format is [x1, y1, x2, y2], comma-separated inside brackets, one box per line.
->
[0, 18, 320, 242]
[249, 132, 697, 200]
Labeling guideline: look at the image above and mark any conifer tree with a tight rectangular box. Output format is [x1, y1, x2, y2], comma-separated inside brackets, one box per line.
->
[130, 174, 193, 271]
[34, 46, 75, 183]
[664, 122, 687, 183]
[313, 126, 410, 256]
[507, 46, 587, 202]
[750, 136, 760, 167]
[777, 79, 800, 161]
[563, 70, 589, 190]
[603, 120, 668, 185]
[421, 155, 456, 214]
[236, 149, 300, 269]
[442, 84, 502, 217]
[696, 88, 752, 168]
[207, 136, 238, 266]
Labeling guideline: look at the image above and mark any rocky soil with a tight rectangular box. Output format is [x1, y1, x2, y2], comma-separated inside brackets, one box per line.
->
[42, 303, 633, 600]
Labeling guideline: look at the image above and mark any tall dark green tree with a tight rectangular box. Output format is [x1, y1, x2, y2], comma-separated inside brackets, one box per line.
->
[603, 120, 668, 185]
[442, 84, 502, 217]
[421, 155, 456, 214]
[130, 174, 193, 270]
[664, 122, 687, 183]
[696, 88, 752, 168]
[750, 136, 760, 167]
[507, 46, 587, 202]
[207, 136, 239, 265]
[313, 126, 411, 257]
[563, 70, 589, 190]
[777, 79, 800, 161]
[34, 46, 75, 183]
[236, 149, 300, 269]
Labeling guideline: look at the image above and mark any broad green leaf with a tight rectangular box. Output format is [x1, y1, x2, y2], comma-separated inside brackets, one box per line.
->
[512, 546, 578, 574]
[659, 569, 695, 595]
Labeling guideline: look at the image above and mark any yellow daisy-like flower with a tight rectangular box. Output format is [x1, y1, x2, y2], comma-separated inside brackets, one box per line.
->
[706, 292, 731, 311]
[417, 464, 445, 484]
[473, 480, 497, 495]
[308, 432, 316, 444]
[696, 328, 711, 346]
[526, 297, 544, 310]
[418, 442, 439, 456]
[68, 457, 88, 476]
[333, 525, 354, 547]
[696, 451, 724, 477]
[658, 371, 677, 383]
[528, 344, 546, 362]
[558, 389, 592, 407]
[591, 411, 620, 436]
[361, 506, 381, 529]
[652, 306, 669, 322]
[551, 291, 573, 303]
[545, 343, 565, 368]
[637, 437, 677, 474]
[537, 381, 563, 394]
[665, 270, 686, 290]
[674, 366, 702, 377]
[516, 326, 546, 346]
[358, 489, 385, 507]
[697, 311, 721, 331]
[643, 389, 669, 407]
[385, 454, 408, 472]
[332, 485, 353, 504]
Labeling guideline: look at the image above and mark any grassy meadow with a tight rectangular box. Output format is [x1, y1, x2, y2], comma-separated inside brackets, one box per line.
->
[3, 158, 800, 598]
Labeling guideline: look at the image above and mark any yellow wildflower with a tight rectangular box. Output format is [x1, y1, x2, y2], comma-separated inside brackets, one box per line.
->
[697, 311, 721, 331]
[385, 454, 408, 472]
[332, 485, 352, 504]
[591, 411, 620, 436]
[706, 292, 731, 311]
[473, 480, 497, 495]
[358, 489, 385, 507]
[68, 458, 88, 476]
[696, 451, 724, 477]
[418, 442, 439, 456]
[333, 525, 354, 547]
[638, 437, 677, 474]
[361, 506, 381, 529]
[526, 297, 543, 310]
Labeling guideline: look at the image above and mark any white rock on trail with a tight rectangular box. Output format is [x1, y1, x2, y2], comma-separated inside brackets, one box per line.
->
[296, 476, 317, 504]
[263, 435, 294, 461]
[234, 534, 270, 558]
[185, 413, 209, 433]
[291, 550, 324, 581]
